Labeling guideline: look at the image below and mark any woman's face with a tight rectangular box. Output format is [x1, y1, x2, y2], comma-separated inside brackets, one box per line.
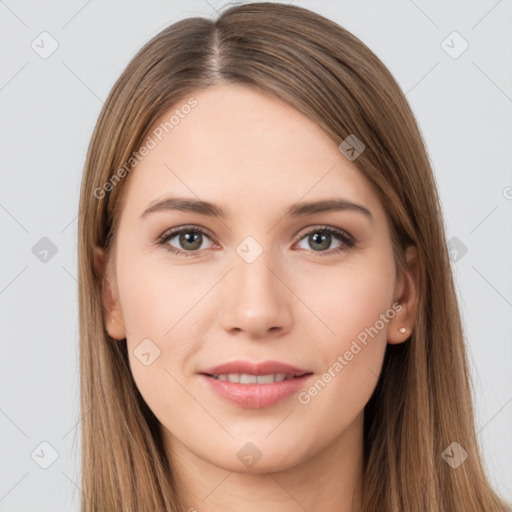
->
[96, 83, 417, 475]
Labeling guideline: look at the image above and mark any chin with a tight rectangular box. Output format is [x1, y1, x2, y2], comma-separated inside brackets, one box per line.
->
[202, 437, 310, 474]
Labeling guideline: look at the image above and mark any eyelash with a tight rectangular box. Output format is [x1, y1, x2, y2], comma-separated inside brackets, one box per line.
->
[156, 224, 356, 258]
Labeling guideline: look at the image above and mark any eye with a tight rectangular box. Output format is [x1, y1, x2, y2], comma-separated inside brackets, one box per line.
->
[156, 224, 356, 257]
[157, 225, 215, 257]
[295, 226, 355, 255]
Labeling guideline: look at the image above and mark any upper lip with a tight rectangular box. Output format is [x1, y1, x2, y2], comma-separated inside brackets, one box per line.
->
[200, 360, 312, 377]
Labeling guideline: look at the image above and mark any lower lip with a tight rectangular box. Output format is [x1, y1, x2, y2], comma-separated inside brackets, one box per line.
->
[200, 374, 313, 409]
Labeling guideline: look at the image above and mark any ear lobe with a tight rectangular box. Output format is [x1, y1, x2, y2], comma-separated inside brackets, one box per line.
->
[93, 246, 126, 340]
[387, 245, 420, 345]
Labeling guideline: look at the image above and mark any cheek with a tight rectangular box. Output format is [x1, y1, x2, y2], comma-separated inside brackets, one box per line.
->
[116, 265, 204, 434]
[114, 251, 205, 399]
[296, 254, 396, 345]
[117, 250, 209, 338]
[118, 243, 397, 372]
[292, 256, 395, 420]
[116, 239, 396, 428]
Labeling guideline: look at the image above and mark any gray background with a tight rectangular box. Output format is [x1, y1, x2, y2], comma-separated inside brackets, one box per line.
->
[1, 0, 511, 510]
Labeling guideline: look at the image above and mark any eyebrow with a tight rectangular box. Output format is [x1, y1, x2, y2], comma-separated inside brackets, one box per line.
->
[140, 197, 373, 222]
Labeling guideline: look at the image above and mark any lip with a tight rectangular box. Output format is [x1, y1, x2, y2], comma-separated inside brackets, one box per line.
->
[198, 360, 313, 409]
[200, 360, 311, 377]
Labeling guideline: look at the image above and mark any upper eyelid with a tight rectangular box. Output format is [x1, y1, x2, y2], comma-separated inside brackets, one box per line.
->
[159, 224, 353, 246]
[160, 224, 215, 242]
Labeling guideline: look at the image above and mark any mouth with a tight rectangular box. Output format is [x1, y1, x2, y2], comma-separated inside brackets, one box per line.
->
[202, 372, 311, 384]
[197, 360, 314, 408]
[199, 359, 312, 379]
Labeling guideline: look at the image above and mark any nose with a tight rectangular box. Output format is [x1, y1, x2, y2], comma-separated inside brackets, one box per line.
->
[219, 250, 293, 340]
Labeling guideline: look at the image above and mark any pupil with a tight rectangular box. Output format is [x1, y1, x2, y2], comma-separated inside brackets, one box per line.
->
[311, 232, 330, 251]
[181, 232, 201, 250]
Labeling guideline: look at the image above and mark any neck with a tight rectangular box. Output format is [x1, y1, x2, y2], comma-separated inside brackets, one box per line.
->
[163, 411, 364, 512]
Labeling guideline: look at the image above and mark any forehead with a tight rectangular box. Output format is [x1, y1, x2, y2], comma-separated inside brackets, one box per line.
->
[118, 83, 385, 223]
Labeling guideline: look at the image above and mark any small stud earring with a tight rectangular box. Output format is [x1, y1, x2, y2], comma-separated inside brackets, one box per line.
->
[399, 327, 407, 334]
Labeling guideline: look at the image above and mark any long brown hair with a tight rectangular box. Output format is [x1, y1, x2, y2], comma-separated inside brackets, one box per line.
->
[77, 3, 510, 510]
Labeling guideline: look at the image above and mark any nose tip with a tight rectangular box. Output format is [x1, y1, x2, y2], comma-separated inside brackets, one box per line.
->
[219, 256, 293, 339]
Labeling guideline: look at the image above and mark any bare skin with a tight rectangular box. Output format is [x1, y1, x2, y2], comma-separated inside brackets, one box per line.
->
[95, 83, 419, 511]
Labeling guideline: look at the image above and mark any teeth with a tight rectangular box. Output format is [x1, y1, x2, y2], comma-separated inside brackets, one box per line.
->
[240, 374, 257, 384]
[212, 373, 291, 384]
[256, 374, 275, 384]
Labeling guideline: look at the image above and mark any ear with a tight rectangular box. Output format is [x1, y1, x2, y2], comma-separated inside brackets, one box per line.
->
[387, 245, 420, 344]
[93, 246, 126, 340]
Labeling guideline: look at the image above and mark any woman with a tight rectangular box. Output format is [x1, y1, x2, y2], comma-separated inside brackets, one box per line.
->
[77, 2, 510, 510]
